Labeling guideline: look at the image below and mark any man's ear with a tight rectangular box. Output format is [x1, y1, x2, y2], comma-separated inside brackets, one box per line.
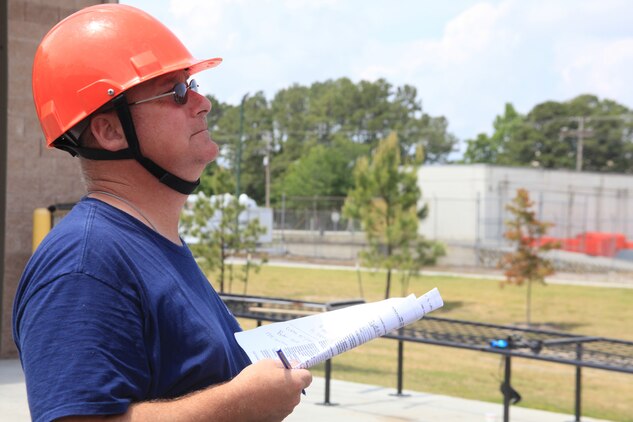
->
[89, 112, 128, 151]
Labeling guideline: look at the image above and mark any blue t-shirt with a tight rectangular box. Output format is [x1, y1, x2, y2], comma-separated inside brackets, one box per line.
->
[13, 198, 251, 422]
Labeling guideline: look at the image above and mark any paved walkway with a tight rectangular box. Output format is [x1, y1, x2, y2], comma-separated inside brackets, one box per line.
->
[230, 257, 633, 290]
[1, 359, 612, 421]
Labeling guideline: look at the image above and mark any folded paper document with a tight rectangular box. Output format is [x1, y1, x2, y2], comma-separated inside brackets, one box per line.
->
[235, 288, 443, 368]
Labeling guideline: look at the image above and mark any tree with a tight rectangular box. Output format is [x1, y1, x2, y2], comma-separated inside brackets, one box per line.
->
[207, 78, 458, 205]
[464, 96, 633, 172]
[498, 188, 557, 327]
[343, 132, 445, 299]
[543, 97, 629, 170]
[180, 189, 267, 294]
[198, 164, 235, 197]
[463, 103, 525, 164]
[274, 136, 368, 200]
[203, 92, 274, 204]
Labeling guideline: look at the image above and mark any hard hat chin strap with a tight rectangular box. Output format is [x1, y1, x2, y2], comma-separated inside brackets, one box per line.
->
[57, 95, 200, 195]
[111, 95, 200, 195]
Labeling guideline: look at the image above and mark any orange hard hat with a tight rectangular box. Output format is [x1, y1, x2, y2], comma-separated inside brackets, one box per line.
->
[32, 4, 222, 146]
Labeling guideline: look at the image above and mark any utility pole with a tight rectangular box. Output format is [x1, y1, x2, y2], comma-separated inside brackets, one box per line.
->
[236, 93, 248, 197]
[576, 117, 585, 172]
[263, 152, 270, 208]
[559, 116, 593, 172]
[261, 131, 272, 208]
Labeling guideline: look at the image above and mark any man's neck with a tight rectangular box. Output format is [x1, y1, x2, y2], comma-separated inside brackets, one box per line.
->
[86, 180, 188, 245]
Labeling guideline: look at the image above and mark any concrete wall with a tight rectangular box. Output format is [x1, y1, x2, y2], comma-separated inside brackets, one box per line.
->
[274, 230, 367, 262]
[1, 0, 117, 358]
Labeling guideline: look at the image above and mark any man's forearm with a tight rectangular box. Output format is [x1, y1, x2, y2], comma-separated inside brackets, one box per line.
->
[57, 360, 312, 422]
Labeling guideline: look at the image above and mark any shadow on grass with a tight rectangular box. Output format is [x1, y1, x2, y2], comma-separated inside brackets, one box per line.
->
[435, 300, 463, 313]
[513, 321, 587, 331]
[315, 362, 390, 377]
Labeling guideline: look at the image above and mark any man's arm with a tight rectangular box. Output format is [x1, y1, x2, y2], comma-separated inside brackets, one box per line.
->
[58, 359, 312, 422]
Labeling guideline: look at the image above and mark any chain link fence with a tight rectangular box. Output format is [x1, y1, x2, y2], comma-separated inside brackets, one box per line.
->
[272, 192, 633, 274]
[273, 190, 633, 242]
[273, 196, 361, 234]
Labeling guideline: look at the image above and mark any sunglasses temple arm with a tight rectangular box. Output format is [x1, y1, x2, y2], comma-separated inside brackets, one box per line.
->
[129, 91, 176, 106]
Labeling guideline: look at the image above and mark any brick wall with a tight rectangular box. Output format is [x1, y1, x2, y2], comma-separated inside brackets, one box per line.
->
[1, 0, 118, 358]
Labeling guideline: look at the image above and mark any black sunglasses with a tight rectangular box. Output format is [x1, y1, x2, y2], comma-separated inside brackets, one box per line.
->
[129, 79, 199, 106]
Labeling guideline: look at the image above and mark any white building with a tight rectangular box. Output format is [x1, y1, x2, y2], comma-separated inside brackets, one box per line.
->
[417, 164, 633, 245]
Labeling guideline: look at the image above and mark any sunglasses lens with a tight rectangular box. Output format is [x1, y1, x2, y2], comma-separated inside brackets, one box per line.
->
[174, 82, 188, 104]
[172, 80, 198, 104]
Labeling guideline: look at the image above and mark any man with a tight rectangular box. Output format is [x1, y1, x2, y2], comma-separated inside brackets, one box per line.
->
[12, 4, 311, 421]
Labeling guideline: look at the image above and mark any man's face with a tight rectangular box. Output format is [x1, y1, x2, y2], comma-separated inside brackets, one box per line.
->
[126, 70, 219, 183]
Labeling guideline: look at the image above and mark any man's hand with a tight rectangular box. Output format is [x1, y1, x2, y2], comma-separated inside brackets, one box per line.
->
[227, 359, 312, 421]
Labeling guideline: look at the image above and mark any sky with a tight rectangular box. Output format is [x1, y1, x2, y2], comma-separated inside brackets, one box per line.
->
[121, 0, 633, 153]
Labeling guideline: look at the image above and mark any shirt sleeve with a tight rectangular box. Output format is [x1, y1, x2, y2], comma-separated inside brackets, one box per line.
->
[14, 272, 150, 422]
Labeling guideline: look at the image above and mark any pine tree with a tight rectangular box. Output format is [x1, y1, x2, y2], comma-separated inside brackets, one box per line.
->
[343, 132, 444, 298]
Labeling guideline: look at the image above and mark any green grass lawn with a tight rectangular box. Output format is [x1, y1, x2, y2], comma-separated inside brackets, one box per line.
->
[222, 265, 633, 421]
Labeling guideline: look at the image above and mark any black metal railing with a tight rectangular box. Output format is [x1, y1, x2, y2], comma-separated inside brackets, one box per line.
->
[221, 293, 633, 422]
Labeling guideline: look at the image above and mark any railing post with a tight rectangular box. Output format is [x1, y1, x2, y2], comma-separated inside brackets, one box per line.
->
[391, 332, 409, 397]
[318, 358, 338, 406]
[324, 358, 331, 404]
[256, 302, 262, 327]
[397, 339, 404, 394]
[575, 343, 583, 422]
[503, 354, 511, 422]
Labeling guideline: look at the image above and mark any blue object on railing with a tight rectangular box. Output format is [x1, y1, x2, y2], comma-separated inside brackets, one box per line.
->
[490, 339, 509, 349]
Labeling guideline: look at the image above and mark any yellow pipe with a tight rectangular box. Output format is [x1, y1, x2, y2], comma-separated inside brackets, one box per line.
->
[32, 208, 51, 253]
